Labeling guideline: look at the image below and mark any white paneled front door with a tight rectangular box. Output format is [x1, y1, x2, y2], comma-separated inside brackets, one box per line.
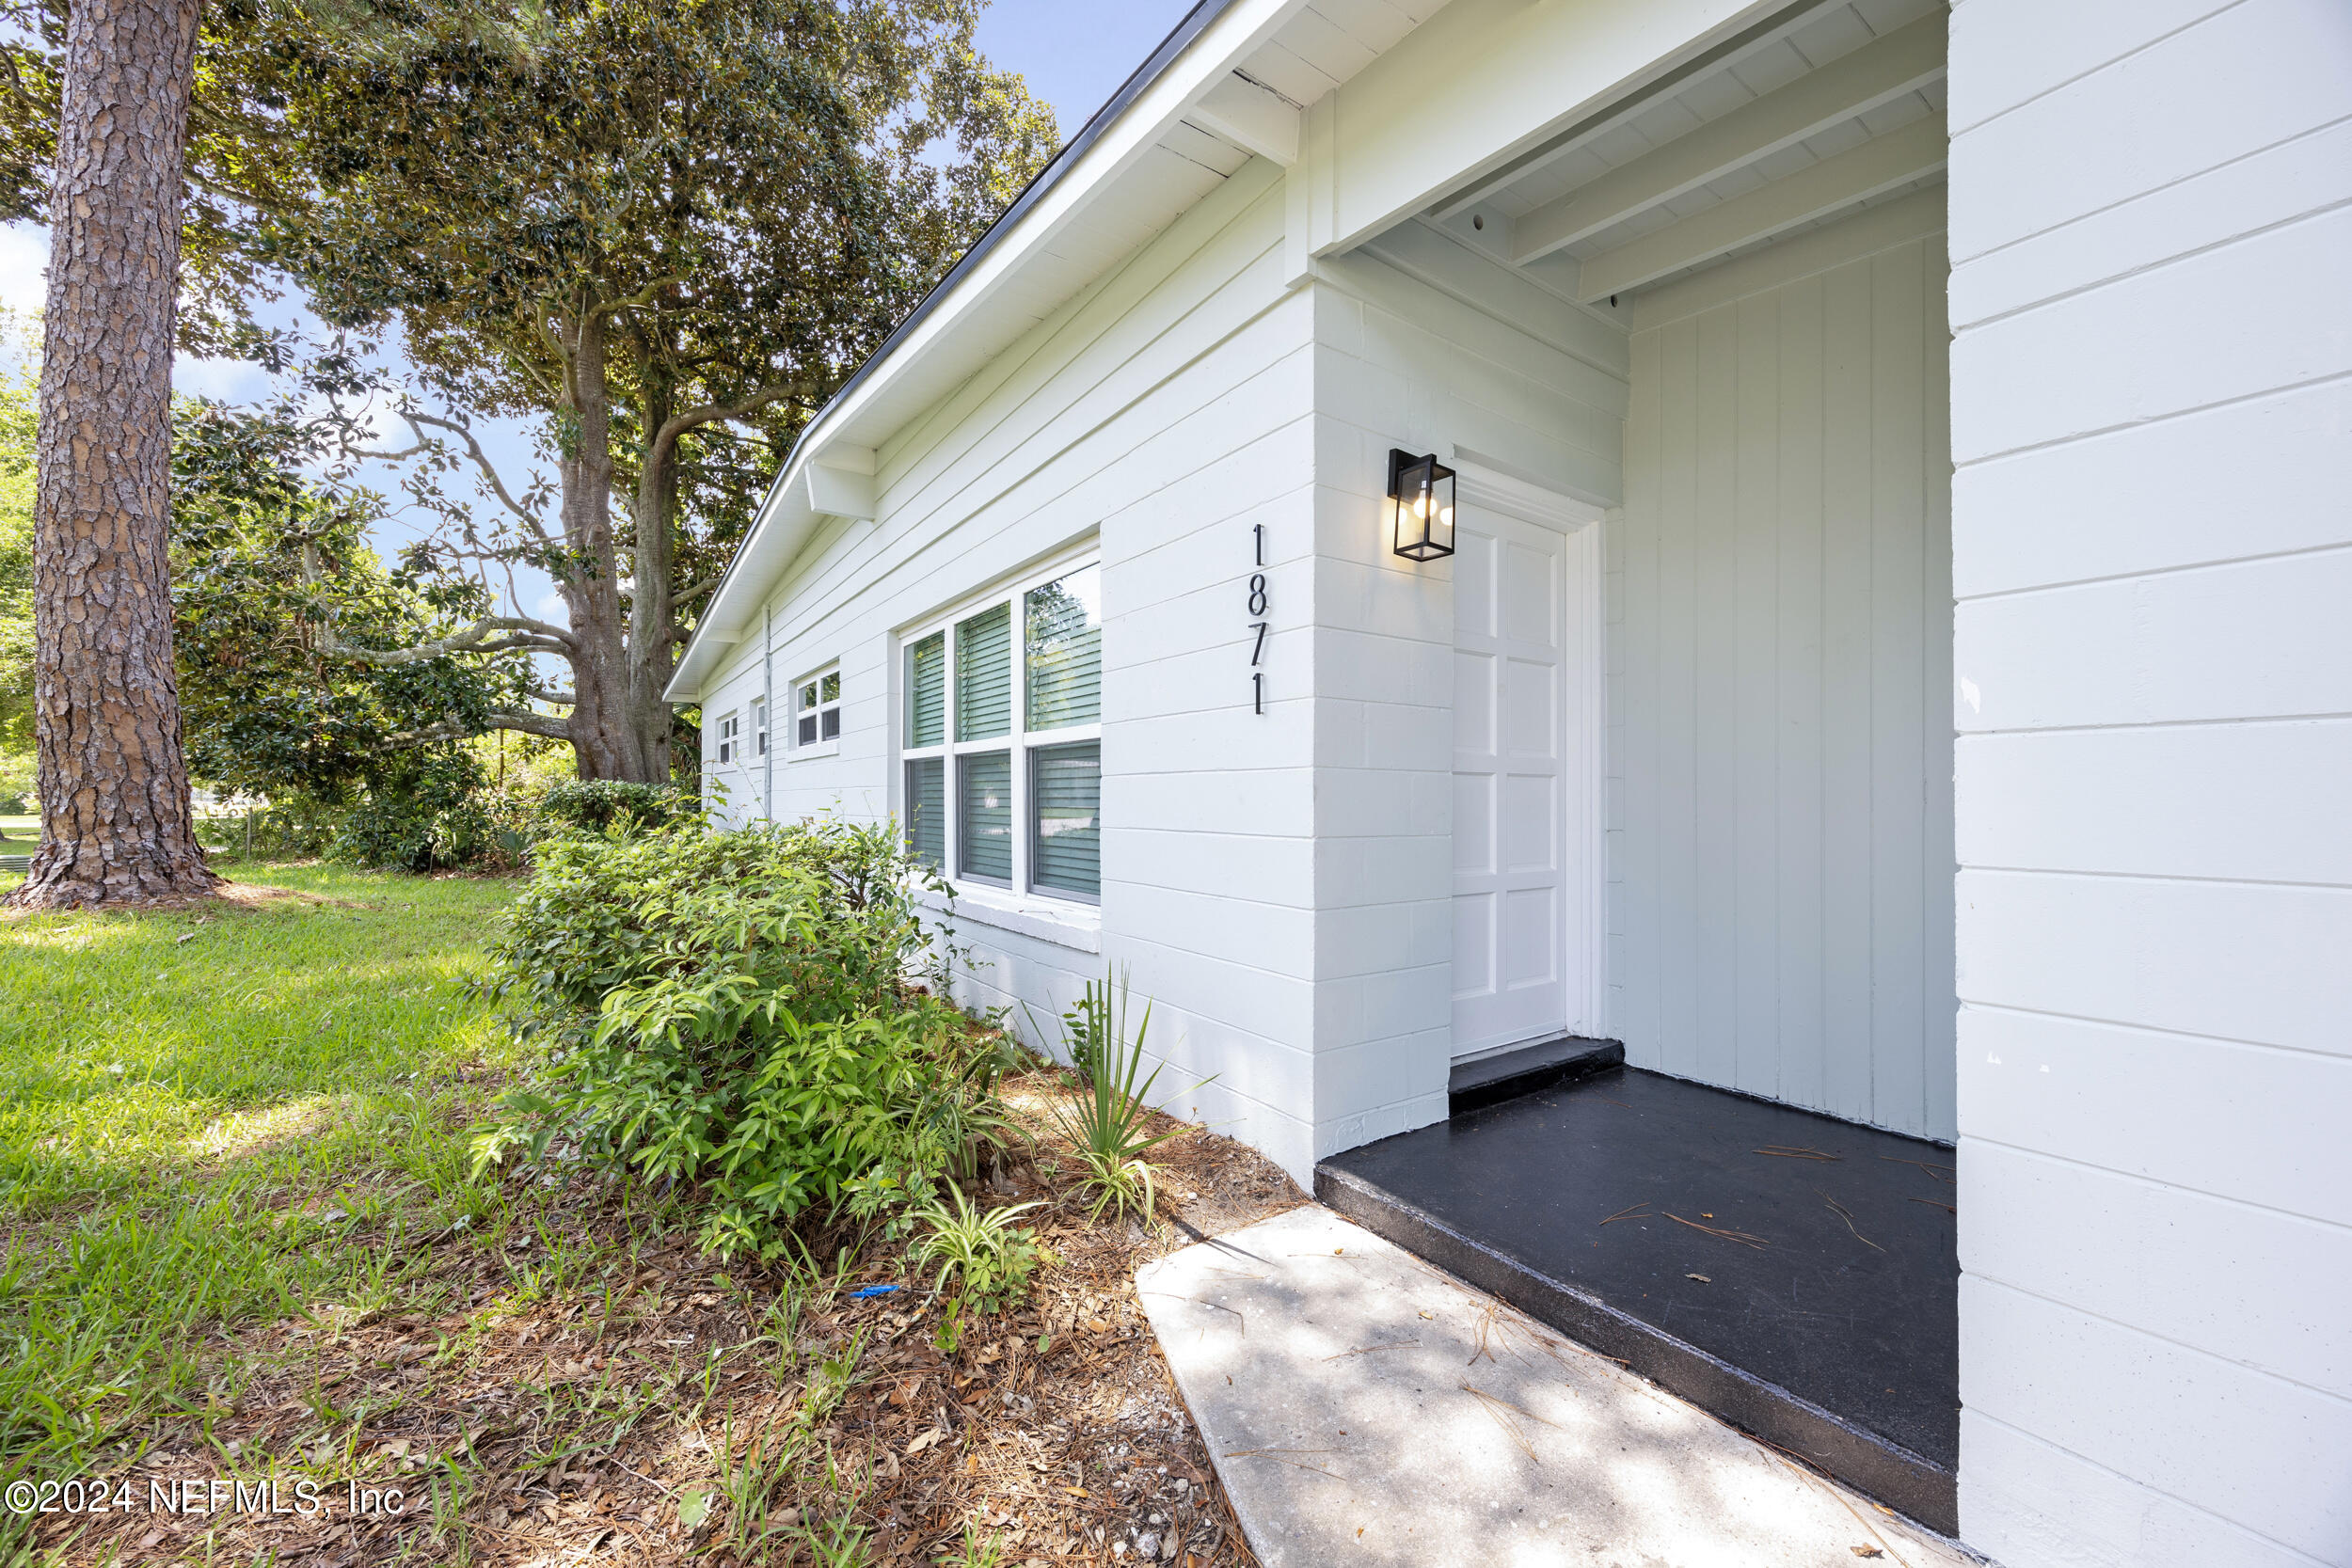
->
[1452, 490, 1598, 1058]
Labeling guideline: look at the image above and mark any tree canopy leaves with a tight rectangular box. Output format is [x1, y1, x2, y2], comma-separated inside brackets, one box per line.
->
[2, 0, 1058, 782]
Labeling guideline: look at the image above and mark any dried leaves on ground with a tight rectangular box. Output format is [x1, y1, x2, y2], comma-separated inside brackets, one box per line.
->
[34, 1074, 1303, 1567]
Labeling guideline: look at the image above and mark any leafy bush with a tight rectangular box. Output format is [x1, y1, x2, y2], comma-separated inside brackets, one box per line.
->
[533, 779, 700, 838]
[477, 817, 1007, 1259]
[331, 749, 498, 872]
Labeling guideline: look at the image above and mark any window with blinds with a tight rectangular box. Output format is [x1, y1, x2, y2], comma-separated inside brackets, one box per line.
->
[1030, 742, 1100, 898]
[956, 603, 1012, 740]
[900, 554, 1103, 906]
[906, 633, 946, 748]
[1025, 566, 1102, 731]
[958, 752, 1012, 883]
[905, 758, 945, 869]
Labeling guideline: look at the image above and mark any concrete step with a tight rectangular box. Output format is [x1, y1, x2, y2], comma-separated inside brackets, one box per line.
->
[1137, 1205, 1979, 1568]
[1447, 1035, 1622, 1115]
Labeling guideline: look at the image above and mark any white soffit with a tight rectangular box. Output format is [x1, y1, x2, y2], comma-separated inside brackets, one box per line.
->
[668, 0, 1455, 701]
[1421, 0, 1948, 309]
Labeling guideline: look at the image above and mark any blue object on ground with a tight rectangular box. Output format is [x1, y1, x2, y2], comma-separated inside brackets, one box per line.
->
[848, 1284, 899, 1299]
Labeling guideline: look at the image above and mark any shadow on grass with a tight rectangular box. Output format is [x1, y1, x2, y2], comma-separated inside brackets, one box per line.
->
[0, 863, 526, 1472]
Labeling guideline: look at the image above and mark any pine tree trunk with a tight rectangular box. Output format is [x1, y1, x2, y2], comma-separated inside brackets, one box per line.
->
[9, 0, 218, 909]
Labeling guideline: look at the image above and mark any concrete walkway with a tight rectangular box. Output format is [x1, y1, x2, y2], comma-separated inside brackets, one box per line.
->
[1138, 1205, 1982, 1568]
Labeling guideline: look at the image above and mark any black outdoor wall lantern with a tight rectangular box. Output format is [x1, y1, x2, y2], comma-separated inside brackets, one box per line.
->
[1386, 448, 1456, 562]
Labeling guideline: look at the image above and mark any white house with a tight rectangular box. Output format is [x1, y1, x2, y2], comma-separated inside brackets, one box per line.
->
[668, 1, 2351, 1561]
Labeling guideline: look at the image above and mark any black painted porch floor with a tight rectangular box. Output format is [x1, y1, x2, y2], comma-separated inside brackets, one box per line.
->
[1314, 1065, 1960, 1531]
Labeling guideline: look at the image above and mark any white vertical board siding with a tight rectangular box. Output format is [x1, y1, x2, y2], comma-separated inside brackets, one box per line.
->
[1948, 1, 2352, 1564]
[713, 163, 1330, 1179]
[1305, 225, 1628, 1157]
[1616, 212, 1955, 1141]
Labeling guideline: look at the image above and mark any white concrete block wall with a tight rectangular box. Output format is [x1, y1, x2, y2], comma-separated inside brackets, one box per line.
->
[699, 163, 1333, 1178]
[1614, 200, 1957, 1142]
[1304, 223, 1629, 1157]
[1948, 0, 2352, 1561]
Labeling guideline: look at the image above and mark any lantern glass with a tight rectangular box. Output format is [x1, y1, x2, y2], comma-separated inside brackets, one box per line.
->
[1387, 449, 1457, 562]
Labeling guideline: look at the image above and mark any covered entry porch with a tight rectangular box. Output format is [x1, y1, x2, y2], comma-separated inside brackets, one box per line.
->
[1299, 0, 1961, 1529]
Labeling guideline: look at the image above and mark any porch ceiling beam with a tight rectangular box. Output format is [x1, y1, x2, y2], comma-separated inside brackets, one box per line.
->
[1576, 108, 1946, 302]
[1430, 0, 1853, 223]
[1185, 72, 1301, 166]
[1511, 12, 1946, 267]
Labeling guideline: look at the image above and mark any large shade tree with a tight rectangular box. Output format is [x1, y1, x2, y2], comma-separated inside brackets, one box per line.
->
[6, 0, 216, 906]
[201, 0, 1056, 782]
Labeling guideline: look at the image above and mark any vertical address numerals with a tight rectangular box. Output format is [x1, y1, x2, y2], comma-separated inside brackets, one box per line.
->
[1248, 523, 1268, 715]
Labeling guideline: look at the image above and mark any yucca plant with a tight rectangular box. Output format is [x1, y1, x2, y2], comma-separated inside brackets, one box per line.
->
[1041, 970, 1190, 1224]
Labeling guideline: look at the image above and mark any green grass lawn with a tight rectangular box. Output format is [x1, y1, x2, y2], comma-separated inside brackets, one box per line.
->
[0, 863, 524, 1477]
[0, 859, 1277, 1568]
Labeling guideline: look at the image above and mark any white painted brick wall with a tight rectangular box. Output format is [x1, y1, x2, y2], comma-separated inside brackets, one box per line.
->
[1949, 0, 2352, 1561]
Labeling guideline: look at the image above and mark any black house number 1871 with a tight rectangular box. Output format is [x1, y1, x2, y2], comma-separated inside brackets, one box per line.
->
[1248, 523, 1269, 715]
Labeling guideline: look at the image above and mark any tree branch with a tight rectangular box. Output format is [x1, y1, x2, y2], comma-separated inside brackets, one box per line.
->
[673, 577, 719, 606]
[486, 709, 576, 740]
[372, 410, 553, 546]
[590, 273, 687, 325]
[300, 546, 580, 664]
[364, 709, 573, 753]
[648, 383, 813, 469]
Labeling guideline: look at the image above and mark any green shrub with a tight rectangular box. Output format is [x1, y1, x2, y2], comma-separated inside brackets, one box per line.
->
[533, 778, 700, 838]
[331, 750, 497, 871]
[477, 817, 1004, 1258]
[909, 1186, 1048, 1315]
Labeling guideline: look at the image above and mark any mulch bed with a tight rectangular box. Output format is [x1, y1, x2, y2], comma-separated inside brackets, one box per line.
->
[37, 1073, 1304, 1566]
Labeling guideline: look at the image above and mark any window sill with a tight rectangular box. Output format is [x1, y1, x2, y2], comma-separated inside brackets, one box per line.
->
[787, 742, 841, 762]
[914, 885, 1101, 955]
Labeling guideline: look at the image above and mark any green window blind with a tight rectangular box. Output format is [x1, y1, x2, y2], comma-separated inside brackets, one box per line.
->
[1030, 741, 1100, 899]
[1025, 566, 1102, 730]
[958, 752, 1012, 882]
[905, 633, 946, 748]
[956, 604, 1012, 740]
[904, 758, 945, 869]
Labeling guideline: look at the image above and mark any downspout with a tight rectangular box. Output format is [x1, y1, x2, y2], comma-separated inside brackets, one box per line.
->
[761, 600, 774, 822]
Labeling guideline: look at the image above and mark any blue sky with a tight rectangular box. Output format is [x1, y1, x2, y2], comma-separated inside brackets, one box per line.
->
[0, 0, 1200, 638]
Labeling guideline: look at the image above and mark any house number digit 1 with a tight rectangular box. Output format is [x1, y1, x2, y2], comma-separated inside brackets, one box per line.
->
[1248, 524, 1268, 715]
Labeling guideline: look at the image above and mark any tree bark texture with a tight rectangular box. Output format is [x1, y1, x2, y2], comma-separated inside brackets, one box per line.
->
[10, 0, 218, 907]
[552, 304, 660, 784]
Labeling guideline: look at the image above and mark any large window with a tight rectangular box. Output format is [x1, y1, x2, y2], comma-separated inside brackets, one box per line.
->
[901, 562, 1100, 902]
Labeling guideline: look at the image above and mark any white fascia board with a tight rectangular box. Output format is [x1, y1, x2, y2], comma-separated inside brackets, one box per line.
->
[667, 0, 1311, 705]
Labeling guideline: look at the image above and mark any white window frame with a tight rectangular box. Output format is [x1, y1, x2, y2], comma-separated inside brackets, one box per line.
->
[789, 664, 843, 758]
[898, 552, 1102, 911]
[751, 696, 770, 760]
[714, 710, 739, 767]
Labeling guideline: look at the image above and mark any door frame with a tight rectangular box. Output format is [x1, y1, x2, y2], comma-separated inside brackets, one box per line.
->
[1449, 455, 1608, 1050]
